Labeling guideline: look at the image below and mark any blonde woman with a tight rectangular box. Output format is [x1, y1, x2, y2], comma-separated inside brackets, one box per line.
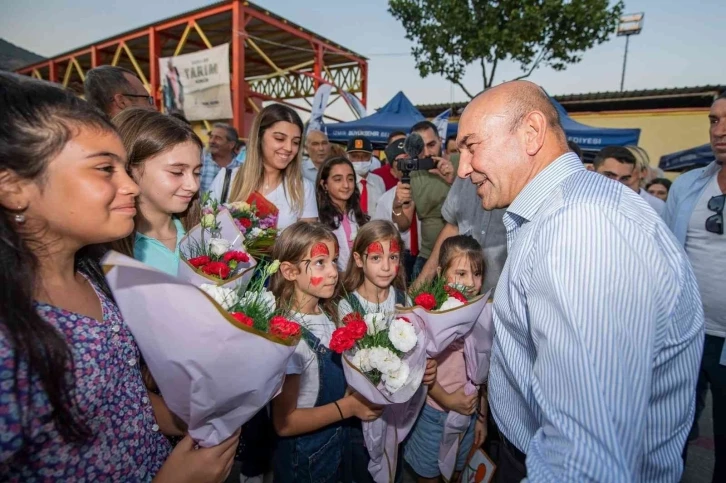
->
[210, 104, 318, 228]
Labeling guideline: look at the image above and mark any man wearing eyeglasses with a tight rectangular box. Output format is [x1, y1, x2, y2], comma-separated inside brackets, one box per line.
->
[84, 65, 156, 118]
[664, 91, 726, 482]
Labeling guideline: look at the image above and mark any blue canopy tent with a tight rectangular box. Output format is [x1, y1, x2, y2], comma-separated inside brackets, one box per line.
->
[659, 143, 715, 172]
[444, 98, 641, 150]
[327, 91, 425, 145]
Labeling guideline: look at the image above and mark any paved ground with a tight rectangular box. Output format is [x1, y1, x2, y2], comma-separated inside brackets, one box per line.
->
[402, 394, 715, 482]
[682, 393, 715, 483]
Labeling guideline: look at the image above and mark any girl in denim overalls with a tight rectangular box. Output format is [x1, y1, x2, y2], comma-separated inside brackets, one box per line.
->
[269, 221, 382, 482]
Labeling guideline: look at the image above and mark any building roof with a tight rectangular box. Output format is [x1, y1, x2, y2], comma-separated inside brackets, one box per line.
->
[416, 85, 726, 117]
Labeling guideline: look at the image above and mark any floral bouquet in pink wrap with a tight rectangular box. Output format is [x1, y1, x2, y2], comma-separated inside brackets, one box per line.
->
[178, 193, 256, 290]
[330, 307, 428, 483]
[405, 279, 495, 480]
[103, 253, 300, 448]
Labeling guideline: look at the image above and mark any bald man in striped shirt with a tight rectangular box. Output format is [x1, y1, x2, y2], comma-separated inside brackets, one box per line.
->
[456, 81, 704, 482]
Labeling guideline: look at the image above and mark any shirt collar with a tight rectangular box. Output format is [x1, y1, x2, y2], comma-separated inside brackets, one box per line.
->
[701, 160, 722, 179]
[507, 152, 584, 223]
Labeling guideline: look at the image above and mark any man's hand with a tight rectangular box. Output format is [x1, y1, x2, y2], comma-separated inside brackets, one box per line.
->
[428, 156, 455, 185]
[393, 181, 412, 210]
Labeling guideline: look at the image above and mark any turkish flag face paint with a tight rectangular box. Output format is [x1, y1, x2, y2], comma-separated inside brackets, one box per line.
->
[389, 238, 401, 254]
[310, 276, 324, 286]
[366, 241, 384, 255]
[310, 242, 330, 259]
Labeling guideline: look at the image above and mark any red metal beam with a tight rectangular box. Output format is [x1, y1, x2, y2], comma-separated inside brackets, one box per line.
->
[232, 0, 246, 135]
[91, 46, 100, 68]
[154, 3, 233, 32]
[313, 44, 323, 91]
[242, 7, 364, 65]
[49, 61, 58, 83]
[96, 31, 149, 51]
[149, 27, 161, 108]
[360, 61, 367, 108]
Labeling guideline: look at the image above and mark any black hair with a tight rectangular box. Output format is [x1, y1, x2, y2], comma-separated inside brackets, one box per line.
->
[567, 140, 583, 160]
[316, 156, 370, 230]
[83, 65, 138, 116]
[387, 131, 406, 144]
[646, 177, 672, 191]
[592, 145, 636, 170]
[714, 91, 726, 103]
[0, 72, 118, 444]
[212, 122, 239, 143]
[410, 120, 439, 139]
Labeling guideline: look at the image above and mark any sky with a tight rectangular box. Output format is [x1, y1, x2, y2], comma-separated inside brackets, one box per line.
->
[1, 0, 724, 121]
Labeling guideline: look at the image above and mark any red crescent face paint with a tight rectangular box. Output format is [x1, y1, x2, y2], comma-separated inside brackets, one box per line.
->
[310, 242, 330, 258]
[389, 238, 401, 254]
[367, 241, 384, 255]
[310, 276, 323, 286]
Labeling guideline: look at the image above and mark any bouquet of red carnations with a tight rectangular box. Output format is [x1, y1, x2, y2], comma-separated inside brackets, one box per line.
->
[179, 193, 256, 290]
[331, 305, 428, 483]
[103, 252, 300, 447]
[223, 194, 278, 258]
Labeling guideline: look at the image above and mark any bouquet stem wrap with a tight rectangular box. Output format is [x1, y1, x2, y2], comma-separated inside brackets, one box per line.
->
[341, 316, 428, 483]
[102, 251, 298, 447]
[397, 290, 494, 480]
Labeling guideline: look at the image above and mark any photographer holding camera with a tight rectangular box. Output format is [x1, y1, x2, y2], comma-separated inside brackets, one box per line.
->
[404, 121, 457, 277]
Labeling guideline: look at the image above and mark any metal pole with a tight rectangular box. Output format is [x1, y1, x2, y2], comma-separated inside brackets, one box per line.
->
[620, 34, 630, 92]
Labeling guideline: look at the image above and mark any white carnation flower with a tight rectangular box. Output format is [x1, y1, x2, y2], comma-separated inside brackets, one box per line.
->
[250, 227, 263, 238]
[368, 347, 401, 376]
[364, 312, 388, 336]
[382, 361, 410, 393]
[208, 238, 232, 257]
[200, 284, 239, 310]
[350, 348, 373, 372]
[438, 296, 465, 311]
[388, 318, 418, 353]
[240, 289, 276, 312]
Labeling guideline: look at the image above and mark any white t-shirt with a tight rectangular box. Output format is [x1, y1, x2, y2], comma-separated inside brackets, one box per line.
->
[639, 188, 665, 217]
[338, 289, 411, 321]
[357, 172, 385, 218]
[374, 187, 421, 253]
[331, 211, 359, 271]
[209, 168, 318, 229]
[285, 311, 337, 408]
[684, 174, 726, 337]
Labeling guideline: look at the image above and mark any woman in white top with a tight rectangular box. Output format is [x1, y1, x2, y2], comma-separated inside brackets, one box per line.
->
[315, 156, 370, 270]
[209, 104, 317, 229]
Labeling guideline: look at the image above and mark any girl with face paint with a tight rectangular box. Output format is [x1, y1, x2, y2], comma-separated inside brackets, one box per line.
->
[268, 222, 383, 483]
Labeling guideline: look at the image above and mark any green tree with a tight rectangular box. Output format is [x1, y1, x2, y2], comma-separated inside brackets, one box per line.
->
[388, 0, 624, 98]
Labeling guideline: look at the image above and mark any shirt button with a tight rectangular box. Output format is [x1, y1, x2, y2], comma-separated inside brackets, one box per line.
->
[111, 325, 120, 333]
[142, 396, 149, 404]
[128, 358, 137, 366]
[152, 424, 159, 432]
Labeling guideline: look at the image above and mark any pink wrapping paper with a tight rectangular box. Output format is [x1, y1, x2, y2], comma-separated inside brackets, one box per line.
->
[398, 291, 494, 480]
[342, 316, 428, 483]
[177, 210, 256, 291]
[439, 301, 494, 479]
[102, 251, 298, 447]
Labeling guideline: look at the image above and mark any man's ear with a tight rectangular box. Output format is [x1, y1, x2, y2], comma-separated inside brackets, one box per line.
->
[279, 261, 299, 282]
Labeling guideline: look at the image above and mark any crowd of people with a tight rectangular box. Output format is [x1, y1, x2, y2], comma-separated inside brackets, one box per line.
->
[0, 63, 724, 483]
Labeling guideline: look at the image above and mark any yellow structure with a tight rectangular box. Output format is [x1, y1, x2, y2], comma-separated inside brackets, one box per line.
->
[570, 108, 710, 167]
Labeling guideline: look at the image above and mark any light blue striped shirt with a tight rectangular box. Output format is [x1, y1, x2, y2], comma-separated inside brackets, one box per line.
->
[489, 152, 704, 481]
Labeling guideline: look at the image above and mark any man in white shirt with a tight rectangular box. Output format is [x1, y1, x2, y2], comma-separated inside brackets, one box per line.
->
[301, 130, 331, 183]
[664, 92, 726, 481]
[593, 146, 665, 216]
[347, 136, 385, 217]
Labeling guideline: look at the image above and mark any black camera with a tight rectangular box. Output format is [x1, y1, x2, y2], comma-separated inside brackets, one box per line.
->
[396, 156, 436, 184]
